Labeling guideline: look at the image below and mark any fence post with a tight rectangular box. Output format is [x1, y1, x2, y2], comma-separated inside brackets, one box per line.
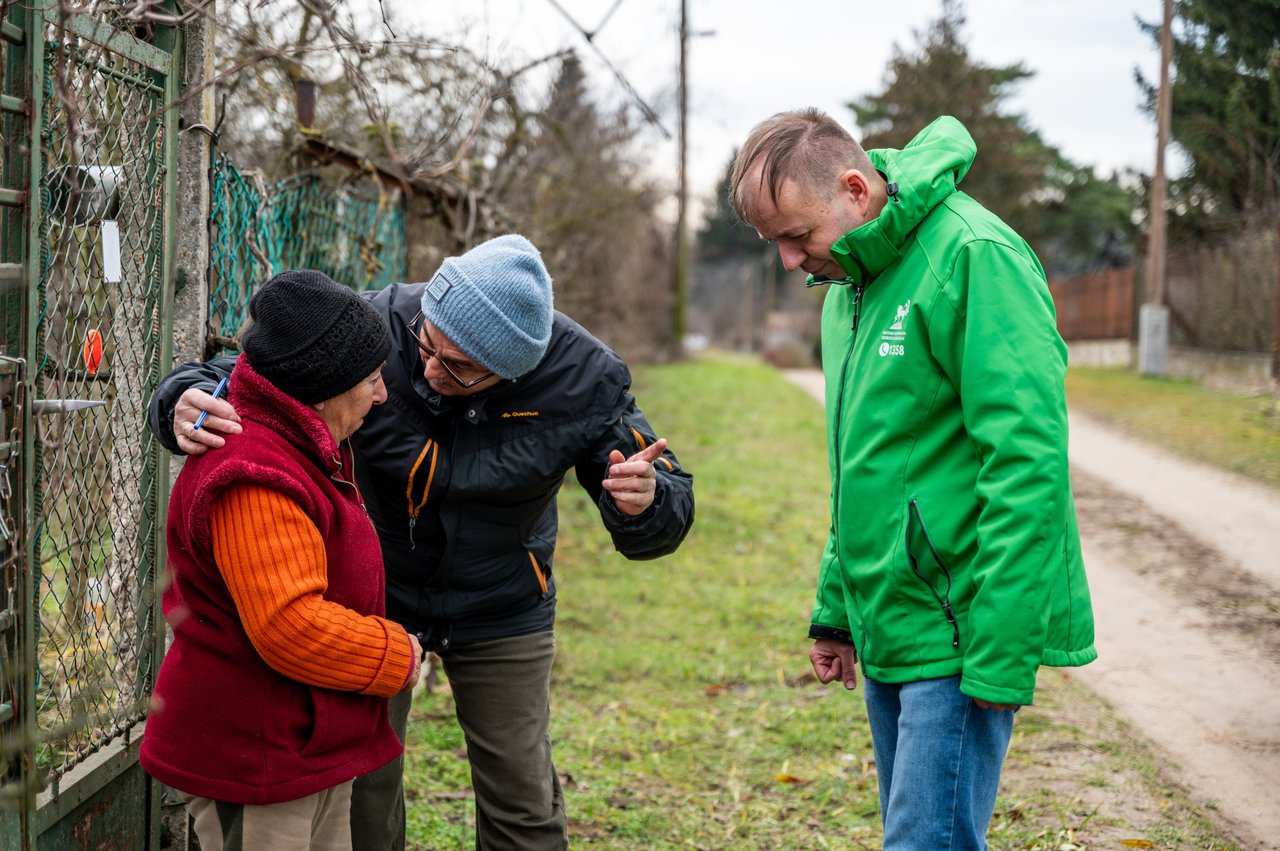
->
[171, 6, 214, 370]
[163, 9, 215, 849]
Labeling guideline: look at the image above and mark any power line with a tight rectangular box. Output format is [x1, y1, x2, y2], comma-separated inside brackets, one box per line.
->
[540, 0, 672, 139]
[590, 0, 628, 38]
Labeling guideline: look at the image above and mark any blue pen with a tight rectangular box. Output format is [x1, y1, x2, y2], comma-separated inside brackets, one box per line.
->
[192, 377, 228, 430]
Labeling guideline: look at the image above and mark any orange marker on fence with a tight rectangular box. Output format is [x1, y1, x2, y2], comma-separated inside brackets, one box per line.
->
[82, 328, 103, 375]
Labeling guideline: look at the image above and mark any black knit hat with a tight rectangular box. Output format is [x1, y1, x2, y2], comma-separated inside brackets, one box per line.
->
[241, 270, 391, 405]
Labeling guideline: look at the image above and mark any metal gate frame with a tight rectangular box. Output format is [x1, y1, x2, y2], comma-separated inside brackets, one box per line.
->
[0, 3, 179, 848]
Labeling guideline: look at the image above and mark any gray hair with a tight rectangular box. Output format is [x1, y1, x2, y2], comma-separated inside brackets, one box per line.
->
[730, 108, 875, 226]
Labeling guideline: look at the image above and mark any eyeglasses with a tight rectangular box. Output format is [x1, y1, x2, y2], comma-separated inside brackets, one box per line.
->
[409, 312, 496, 388]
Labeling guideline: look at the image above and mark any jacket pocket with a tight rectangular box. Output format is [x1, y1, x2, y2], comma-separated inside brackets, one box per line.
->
[905, 499, 959, 649]
[299, 688, 376, 759]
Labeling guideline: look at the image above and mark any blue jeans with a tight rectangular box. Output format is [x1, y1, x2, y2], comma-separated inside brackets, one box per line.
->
[863, 675, 1015, 851]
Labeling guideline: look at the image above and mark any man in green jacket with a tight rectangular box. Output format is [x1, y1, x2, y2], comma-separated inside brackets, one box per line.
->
[731, 110, 1096, 850]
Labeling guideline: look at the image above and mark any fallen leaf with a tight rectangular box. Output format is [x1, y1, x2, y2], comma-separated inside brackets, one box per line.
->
[774, 773, 810, 785]
[1120, 841, 1155, 848]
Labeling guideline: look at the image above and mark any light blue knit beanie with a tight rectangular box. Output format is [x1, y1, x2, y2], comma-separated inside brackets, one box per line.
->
[420, 234, 554, 379]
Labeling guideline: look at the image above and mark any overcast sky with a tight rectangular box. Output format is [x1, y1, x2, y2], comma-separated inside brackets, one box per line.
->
[409, 0, 1166, 217]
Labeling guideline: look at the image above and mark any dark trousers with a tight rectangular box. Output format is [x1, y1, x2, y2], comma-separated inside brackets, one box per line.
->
[350, 689, 411, 851]
[350, 630, 567, 851]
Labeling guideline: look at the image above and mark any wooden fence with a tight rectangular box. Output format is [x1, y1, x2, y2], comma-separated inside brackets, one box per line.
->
[1049, 266, 1135, 341]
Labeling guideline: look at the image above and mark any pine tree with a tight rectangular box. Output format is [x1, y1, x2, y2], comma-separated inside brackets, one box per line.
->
[696, 154, 766, 261]
[849, 0, 1050, 239]
[504, 52, 673, 357]
[1137, 0, 1280, 229]
[849, 0, 1135, 276]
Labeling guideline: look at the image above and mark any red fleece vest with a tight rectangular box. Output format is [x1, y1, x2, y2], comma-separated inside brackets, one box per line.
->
[140, 359, 401, 805]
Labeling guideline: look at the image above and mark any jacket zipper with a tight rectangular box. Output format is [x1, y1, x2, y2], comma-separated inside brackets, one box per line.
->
[433, 416, 463, 648]
[328, 440, 367, 510]
[527, 551, 548, 595]
[628, 423, 674, 471]
[905, 498, 960, 648]
[406, 439, 438, 550]
[830, 284, 866, 580]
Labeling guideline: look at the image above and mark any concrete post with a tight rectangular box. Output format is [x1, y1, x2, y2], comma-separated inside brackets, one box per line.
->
[1139, 0, 1174, 377]
[161, 14, 216, 851]
[1138, 303, 1170, 376]
[172, 3, 215, 367]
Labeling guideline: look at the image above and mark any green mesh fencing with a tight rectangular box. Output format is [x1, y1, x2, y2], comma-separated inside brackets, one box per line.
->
[208, 154, 406, 355]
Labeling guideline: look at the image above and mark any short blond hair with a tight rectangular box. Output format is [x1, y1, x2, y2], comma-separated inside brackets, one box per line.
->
[730, 108, 875, 226]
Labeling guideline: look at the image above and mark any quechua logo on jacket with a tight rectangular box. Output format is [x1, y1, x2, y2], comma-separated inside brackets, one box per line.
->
[879, 300, 910, 358]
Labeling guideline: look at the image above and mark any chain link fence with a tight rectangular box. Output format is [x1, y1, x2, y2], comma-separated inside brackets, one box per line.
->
[207, 154, 406, 357]
[29, 25, 171, 789]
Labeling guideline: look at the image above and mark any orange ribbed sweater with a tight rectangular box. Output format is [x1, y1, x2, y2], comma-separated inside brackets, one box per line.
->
[210, 484, 413, 696]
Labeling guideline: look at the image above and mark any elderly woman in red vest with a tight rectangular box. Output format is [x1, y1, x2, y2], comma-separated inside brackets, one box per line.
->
[141, 271, 422, 851]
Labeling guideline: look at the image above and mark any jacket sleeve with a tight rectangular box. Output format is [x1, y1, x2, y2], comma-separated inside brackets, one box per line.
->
[935, 239, 1070, 706]
[146, 355, 239, 455]
[808, 523, 854, 643]
[211, 485, 414, 697]
[573, 384, 695, 561]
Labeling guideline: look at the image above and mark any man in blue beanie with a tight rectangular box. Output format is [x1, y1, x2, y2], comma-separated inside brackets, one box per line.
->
[148, 235, 695, 851]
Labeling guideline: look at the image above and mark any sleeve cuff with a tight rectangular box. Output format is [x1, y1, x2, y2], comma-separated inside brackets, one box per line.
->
[808, 624, 854, 643]
[360, 621, 414, 697]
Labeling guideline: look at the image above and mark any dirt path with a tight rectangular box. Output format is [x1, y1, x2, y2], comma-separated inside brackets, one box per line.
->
[1068, 411, 1280, 589]
[1067, 415, 1280, 850]
[781, 369, 1280, 849]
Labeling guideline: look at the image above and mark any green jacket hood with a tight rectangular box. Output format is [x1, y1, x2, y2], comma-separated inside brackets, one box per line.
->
[826, 116, 976, 286]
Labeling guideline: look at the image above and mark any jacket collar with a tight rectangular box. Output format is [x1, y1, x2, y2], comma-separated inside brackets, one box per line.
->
[228, 357, 341, 465]
[810, 116, 977, 288]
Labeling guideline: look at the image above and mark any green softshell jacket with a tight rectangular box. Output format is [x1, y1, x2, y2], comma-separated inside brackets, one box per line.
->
[809, 116, 1096, 706]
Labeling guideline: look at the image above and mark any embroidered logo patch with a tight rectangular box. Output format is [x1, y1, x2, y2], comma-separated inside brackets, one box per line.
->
[500, 411, 540, 419]
[425, 271, 454, 302]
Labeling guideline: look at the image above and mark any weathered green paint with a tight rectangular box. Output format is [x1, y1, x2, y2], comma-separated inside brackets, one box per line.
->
[0, 20, 24, 46]
[15, 3, 46, 845]
[0, 1, 180, 846]
[43, 7, 171, 74]
[36, 733, 149, 846]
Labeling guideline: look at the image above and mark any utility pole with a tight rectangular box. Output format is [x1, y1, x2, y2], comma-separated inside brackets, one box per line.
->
[672, 0, 688, 357]
[1273, 217, 1280, 382]
[1139, 0, 1174, 376]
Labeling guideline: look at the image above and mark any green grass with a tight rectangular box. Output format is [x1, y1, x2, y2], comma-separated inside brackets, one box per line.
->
[403, 357, 1242, 849]
[1066, 366, 1280, 488]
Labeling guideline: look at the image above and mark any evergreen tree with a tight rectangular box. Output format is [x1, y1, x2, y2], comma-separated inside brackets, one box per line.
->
[696, 154, 767, 261]
[849, 0, 1135, 277]
[504, 52, 673, 357]
[1137, 0, 1280, 231]
[848, 0, 1050, 241]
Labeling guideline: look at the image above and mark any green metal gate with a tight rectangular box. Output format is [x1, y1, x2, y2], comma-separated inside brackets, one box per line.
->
[0, 3, 178, 847]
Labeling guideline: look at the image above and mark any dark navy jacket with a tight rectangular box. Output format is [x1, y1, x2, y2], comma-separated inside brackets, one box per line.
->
[149, 282, 695, 651]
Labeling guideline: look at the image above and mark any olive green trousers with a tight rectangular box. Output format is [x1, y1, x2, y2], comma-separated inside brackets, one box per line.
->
[350, 630, 566, 851]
